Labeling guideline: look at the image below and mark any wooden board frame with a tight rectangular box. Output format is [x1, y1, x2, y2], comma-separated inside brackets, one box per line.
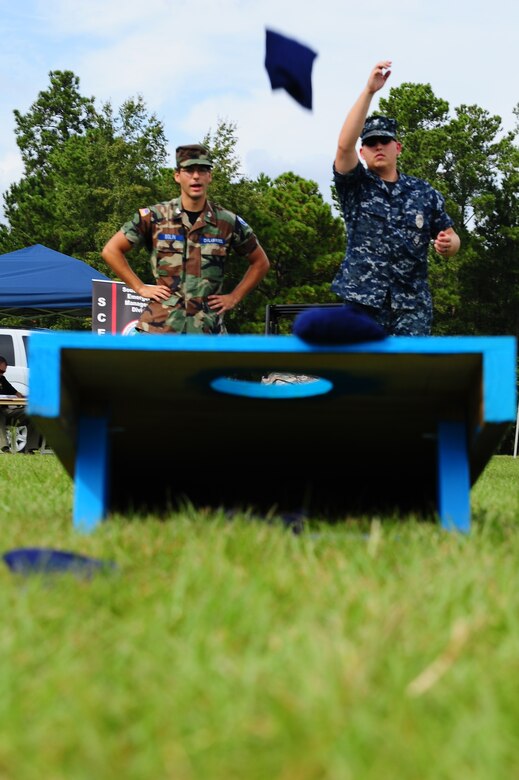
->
[27, 332, 517, 533]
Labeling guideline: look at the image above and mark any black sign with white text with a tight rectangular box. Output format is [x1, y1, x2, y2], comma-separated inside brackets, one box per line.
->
[92, 279, 147, 335]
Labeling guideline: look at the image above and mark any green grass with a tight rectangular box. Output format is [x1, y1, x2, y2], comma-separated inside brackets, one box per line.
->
[0, 454, 518, 779]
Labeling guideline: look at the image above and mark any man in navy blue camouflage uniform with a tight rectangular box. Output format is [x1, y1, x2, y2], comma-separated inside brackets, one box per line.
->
[333, 60, 460, 335]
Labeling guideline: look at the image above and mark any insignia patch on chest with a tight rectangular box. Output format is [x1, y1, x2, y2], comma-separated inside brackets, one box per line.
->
[158, 233, 184, 241]
[200, 237, 225, 245]
[415, 213, 424, 229]
[139, 208, 151, 217]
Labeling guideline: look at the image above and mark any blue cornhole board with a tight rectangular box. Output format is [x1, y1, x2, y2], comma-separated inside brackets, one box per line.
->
[27, 332, 516, 533]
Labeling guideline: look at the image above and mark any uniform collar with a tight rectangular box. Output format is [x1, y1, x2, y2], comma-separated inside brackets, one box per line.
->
[172, 196, 218, 226]
[365, 167, 410, 193]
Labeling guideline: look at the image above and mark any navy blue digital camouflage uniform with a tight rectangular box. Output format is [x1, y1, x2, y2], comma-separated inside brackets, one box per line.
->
[332, 161, 454, 335]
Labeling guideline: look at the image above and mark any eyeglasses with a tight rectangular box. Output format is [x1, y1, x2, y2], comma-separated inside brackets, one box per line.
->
[362, 136, 394, 148]
[180, 165, 212, 175]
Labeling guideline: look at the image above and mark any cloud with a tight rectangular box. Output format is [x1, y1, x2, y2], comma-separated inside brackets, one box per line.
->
[0, 149, 23, 180]
[0, 0, 518, 223]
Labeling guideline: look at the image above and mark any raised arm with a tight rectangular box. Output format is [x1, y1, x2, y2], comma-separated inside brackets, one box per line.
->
[335, 60, 392, 174]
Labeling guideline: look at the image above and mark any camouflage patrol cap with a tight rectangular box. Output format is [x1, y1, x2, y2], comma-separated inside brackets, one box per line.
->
[175, 144, 213, 168]
[360, 116, 398, 142]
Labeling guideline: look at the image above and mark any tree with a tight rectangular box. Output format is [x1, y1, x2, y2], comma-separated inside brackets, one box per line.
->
[379, 82, 450, 185]
[43, 97, 169, 277]
[0, 74, 170, 328]
[461, 138, 519, 338]
[0, 74, 170, 283]
[13, 70, 97, 176]
[439, 107, 519, 337]
[0, 70, 98, 255]
[226, 171, 344, 333]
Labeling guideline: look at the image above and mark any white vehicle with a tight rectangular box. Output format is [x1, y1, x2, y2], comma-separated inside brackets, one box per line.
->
[0, 328, 44, 453]
[0, 328, 30, 395]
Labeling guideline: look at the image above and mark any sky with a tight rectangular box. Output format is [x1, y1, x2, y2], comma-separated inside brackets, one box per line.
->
[1, 0, 518, 218]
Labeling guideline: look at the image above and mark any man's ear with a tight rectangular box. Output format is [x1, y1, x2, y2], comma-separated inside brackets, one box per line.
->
[359, 146, 365, 162]
[396, 141, 402, 156]
[174, 169, 181, 184]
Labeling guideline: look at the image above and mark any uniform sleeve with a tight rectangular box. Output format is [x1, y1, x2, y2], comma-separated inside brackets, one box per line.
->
[121, 207, 154, 249]
[430, 188, 454, 237]
[231, 214, 259, 256]
[333, 162, 365, 214]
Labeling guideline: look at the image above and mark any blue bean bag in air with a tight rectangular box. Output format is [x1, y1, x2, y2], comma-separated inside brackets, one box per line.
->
[265, 28, 317, 110]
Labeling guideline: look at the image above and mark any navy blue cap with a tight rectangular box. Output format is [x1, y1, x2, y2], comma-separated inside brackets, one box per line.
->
[265, 28, 317, 110]
[361, 116, 398, 142]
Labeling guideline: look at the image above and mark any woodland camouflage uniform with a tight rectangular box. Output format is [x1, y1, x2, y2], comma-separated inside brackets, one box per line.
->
[121, 198, 258, 333]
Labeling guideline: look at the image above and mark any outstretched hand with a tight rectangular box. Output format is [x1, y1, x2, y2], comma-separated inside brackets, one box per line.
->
[367, 60, 392, 94]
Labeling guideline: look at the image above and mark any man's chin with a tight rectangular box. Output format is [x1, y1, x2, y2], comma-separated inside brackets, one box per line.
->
[371, 162, 389, 173]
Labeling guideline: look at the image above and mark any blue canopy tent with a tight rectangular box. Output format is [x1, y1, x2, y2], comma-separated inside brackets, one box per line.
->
[0, 244, 111, 316]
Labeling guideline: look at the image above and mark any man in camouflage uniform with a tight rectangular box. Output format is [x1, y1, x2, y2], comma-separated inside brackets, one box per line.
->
[333, 60, 460, 335]
[102, 144, 270, 334]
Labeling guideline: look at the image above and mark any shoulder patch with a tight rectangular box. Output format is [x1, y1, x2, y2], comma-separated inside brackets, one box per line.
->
[236, 215, 249, 228]
[139, 208, 150, 217]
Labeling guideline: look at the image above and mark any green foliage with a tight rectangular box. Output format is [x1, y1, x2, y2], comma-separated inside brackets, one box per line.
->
[45, 98, 169, 279]
[0, 74, 170, 285]
[379, 82, 450, 185]
[228, 170, 344, 332]
[428, 248, 464, 334]
[466, 141, 519, 339]
[1, 70, 98, 257]
[202, 119, 250, 210]
[12, 70, 97, 176]
[380, 82, 450, 133]
[0, 313, 91, 331]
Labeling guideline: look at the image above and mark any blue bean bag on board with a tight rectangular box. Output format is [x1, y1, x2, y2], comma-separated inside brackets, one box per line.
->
[293, 305, 387, 345]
